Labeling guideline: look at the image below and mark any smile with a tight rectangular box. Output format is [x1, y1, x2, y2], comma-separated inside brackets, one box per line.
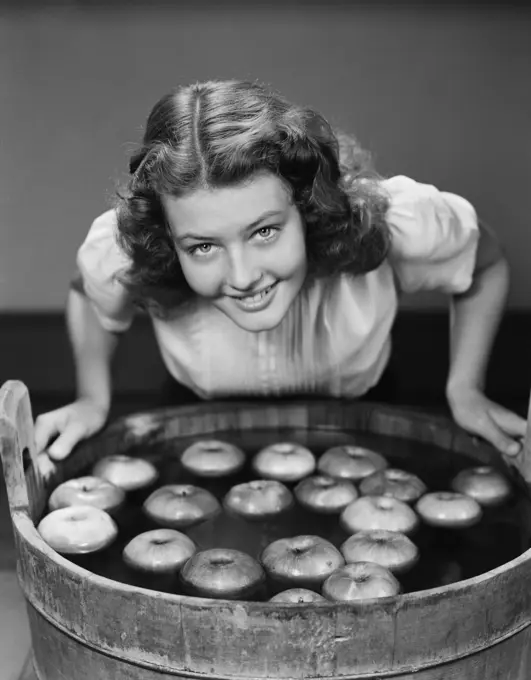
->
[230, 282, 279, 312]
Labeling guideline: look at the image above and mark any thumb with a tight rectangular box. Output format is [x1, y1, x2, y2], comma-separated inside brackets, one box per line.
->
[34, 413, 61, 454]
[47, 422, 88, 461]
[477, 416, 521, 457]
[489, 407, 527, 440]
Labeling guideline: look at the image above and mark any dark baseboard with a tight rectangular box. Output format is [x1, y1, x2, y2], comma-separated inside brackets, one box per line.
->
[0, 310, 530, 415]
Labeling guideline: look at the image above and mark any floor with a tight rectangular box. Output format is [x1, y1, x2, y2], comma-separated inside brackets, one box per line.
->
[0, 455, 31, 680]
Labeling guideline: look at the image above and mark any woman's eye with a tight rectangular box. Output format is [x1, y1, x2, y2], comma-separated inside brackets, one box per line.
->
[189, 243, 215, 257]
[254, 226, 278, 241]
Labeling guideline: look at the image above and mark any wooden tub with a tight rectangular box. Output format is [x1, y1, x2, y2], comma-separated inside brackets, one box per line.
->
[2, 380, 531, 680]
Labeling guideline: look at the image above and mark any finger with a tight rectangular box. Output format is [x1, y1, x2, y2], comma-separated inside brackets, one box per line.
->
[47, 422, 87, 461]
[474, 416, 521, 457]
[34, 413, 61, 454]
[489, 407, 527, 439]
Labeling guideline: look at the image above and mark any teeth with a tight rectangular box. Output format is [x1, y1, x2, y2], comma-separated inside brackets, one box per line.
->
[241, 285, 272, 303]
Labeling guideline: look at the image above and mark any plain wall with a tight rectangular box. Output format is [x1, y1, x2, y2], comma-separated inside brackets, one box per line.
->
[1, 2, 530, 311]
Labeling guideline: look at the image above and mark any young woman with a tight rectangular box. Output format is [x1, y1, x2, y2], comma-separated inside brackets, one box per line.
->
[34, 79, 526, 459]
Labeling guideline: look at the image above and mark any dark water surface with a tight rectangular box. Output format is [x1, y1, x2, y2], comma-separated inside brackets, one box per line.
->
[59, 427, 531, 600]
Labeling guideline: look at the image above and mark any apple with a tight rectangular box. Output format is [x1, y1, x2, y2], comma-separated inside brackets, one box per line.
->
[252, 442, 316, 483]
[223, 480, 293, 520]
[180, 548, 265, 599]
[38, 505, 118, 555]
[48, 476, 125, 515]
[416, 491, 482, 528]
[294, 475, 358, 514]
[122, 528, 196, 574]
[180, 440, 246, 478]
[322, 562, 401, 602]
[92, 455, 158, 492]
[143, 484, 220, 529]
[269, 588, 327, 603]
[359, 468, 427, 504]
[340, 496, 419, 535]
[317, 445, 388, 482]
[260, 535, 344, 586]
[451, 466, 512, 507]
[340, 530, 419, 574]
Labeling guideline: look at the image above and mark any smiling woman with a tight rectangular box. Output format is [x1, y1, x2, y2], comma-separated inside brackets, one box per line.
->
[163, 175, 307, 332]
[114, 80, 389, 317]
[32, 78, 527, 461]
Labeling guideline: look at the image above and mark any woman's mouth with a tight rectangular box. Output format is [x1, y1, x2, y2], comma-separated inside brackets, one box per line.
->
[230, 281, 279, 312]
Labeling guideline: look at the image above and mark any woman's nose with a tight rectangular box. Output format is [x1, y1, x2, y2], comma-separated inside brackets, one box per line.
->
[226, 250, 262, 293]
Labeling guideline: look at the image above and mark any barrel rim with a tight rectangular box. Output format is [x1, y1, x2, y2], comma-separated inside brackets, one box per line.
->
[10, 399, 531, 676]
[16, 396, 531, 607]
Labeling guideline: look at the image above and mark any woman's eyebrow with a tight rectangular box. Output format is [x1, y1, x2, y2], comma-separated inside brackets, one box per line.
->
[176, 210, 284, 242]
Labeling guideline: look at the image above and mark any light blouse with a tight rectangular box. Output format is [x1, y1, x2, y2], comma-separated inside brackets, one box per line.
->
[76, 175, 479, 399]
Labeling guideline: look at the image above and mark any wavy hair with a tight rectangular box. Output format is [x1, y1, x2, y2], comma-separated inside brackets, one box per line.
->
[115, 79, 391, 315]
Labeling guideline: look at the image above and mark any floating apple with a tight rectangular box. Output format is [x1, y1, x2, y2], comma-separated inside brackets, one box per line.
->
[322, 562, 401, 602]
[340, 530, 419, 574]
[416, 492, 482, 528]
[122, 528, 196, 574]
[92, 455, 158, 492]
[294, 475, 358, 514]
[260, 535, 344, 587]
[143, 484, 220, 529]
[38, 505, 118, 555]
[269, 588, 327, 603]
[48, 476, 126, 515]
[180, 440, 246, 478]
[180, 548, 265, 599]
[317, 446, 387, 482]
[223, 480, 293, 520]
[451, 466, 512, 507]
[340, 496, 419, 535]
[359, 468, 427, 504]
[252, 442, 316, 483]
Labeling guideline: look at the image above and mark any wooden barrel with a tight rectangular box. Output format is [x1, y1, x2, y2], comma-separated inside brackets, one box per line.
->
[2, 379, 531, 680]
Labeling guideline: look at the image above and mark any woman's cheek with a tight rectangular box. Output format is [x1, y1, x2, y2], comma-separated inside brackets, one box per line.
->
[271, 227, 307, 277]
[179, 257, 222, 298]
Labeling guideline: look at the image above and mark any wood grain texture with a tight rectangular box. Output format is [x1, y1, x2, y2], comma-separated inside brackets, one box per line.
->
[24, 604, 531, 680]
[2, 379, 531, 679]
[0, 381, 49, 523]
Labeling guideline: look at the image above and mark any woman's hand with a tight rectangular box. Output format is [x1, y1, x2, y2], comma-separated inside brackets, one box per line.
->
[447, 387, 526, 456]
[34, 398, 109, 461]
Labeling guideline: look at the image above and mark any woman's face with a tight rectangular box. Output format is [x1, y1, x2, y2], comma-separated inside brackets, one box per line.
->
[163, 172, 307, 332]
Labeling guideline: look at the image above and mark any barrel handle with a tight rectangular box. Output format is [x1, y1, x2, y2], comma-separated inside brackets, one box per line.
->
[0, 380, 51, 519]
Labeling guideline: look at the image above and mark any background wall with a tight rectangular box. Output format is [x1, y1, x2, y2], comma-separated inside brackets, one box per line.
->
[1, 2, 530, 311]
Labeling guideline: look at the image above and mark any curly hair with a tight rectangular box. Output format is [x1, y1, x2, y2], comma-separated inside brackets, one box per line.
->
[114, 79, 391, 316]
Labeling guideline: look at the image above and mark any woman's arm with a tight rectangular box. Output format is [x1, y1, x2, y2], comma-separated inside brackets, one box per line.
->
[446, 221, 526, 455]
[34, 288, 123, 459]
[67, 286, 121, 410]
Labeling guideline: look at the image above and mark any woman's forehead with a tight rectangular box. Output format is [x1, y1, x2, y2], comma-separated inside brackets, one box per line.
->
[163, 173, 291, 238]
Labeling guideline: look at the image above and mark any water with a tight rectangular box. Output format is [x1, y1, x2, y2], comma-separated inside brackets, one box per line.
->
[55, 427, 531, 600]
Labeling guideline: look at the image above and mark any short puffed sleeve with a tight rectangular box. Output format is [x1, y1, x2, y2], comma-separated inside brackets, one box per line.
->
[382, 175, 480, 294]
[74, 209, 136, 332]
